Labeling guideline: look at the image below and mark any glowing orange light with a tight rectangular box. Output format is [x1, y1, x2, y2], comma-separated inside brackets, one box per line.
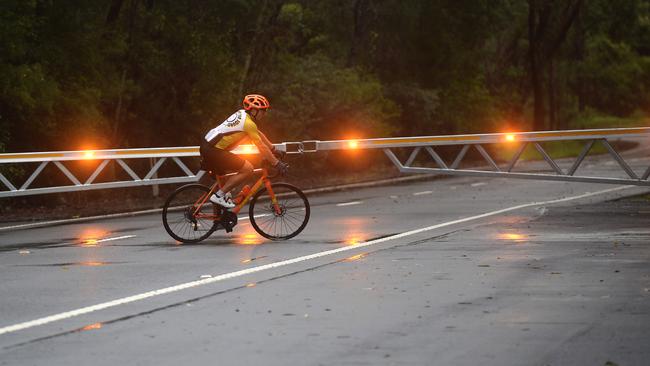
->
[345, 236, 364, 246]
[78, 228, 109, 247]
[83, 239, 99, 246]
[242, 145, 254, 154]
[345, 253, 367, 262]
[83, 150, 95, 159]
[236, 226, 263, 245]
[337, 217, 370, 246]
[81, 322, 103, 331]
[505, 134, 516, 142]
[82, 261, 105, 266]
[497, 233, 527, 242]
[348, 140, 359, 149]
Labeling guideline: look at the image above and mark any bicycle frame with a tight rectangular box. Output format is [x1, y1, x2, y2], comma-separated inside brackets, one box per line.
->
[191, 168, 282, 221]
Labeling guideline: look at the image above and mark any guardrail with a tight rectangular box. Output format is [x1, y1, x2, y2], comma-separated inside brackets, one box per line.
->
[1, 127, 649, 198]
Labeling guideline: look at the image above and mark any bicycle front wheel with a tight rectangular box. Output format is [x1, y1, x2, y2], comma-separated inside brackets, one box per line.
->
[162, 184, 219, 243]
[249, 182, 310, 240]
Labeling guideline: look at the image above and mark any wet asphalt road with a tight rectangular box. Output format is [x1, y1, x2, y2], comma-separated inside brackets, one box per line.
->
[0, 148, 649, 366]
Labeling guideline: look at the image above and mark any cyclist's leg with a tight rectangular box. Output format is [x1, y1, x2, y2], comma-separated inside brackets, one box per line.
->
[220, 160, 253, 194]
[200, 142, 252, 195]
[201, 143, 241, 178]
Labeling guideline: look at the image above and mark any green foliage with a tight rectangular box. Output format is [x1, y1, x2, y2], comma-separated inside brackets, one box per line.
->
[437, 77, 498, 134]
[571, 109, 649, 129]
[262, 54, 398, 140]
[579, 36, 650, 116]
[1, 0, 649, 155]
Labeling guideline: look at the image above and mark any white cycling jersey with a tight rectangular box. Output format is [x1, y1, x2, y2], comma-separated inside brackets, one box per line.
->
[204, 110, 261, 150]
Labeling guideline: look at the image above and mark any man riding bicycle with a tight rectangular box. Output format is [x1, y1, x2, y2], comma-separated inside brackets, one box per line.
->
[201, 94, 288, 209]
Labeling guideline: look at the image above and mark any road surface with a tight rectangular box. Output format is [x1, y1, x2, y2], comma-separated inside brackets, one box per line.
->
[0, 147, 649, 365]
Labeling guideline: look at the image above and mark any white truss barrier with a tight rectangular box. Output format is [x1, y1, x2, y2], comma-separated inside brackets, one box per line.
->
[309, 127, 650, 187]
[1, 127, 649, 198]
[0, 144, 296, 198]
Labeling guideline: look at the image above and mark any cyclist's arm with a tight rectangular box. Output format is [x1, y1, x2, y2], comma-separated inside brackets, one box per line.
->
[258, 131, 275, 150]
[254, 140, 278, 165]
[245, 118, 279, 165]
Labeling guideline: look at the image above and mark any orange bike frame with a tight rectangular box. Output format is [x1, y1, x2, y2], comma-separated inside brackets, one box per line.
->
[193, 168, 282, 220]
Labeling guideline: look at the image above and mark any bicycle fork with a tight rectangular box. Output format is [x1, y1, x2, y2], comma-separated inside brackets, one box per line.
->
[263, 179, 282, 215]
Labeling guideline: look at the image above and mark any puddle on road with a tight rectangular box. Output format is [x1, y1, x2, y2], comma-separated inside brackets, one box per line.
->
[13, 261, 126, 267]
[0, 239, 77, 252]
[235, 224, 265, 246]
[335, 217, 373, 246]
[0, 224, 152, 252]
[344, 252, 368, 262]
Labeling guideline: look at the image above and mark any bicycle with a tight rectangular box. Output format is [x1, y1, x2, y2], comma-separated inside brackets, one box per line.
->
[162, 158, 310, 243]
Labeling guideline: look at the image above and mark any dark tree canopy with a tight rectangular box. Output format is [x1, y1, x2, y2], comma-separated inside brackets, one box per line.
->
[1, 0, 649, 153]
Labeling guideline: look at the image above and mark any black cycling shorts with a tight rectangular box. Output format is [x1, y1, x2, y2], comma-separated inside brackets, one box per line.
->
[200, 141, 246, 175]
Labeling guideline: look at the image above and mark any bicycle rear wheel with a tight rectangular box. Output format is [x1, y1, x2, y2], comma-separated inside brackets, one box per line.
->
[162, 184, 219, 243]
[249, 182, 310, 240]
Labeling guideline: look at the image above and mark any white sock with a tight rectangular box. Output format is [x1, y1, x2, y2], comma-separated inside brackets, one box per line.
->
[216, 190, 225, 197]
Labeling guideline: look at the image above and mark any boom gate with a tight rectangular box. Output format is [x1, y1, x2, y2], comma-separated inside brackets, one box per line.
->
[1, 127, 648, 198]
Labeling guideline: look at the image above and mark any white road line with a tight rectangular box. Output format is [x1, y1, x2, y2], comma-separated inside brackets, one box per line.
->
[471, 182, 487, 187]
[336, 201, 363, 207]
[0, 185, 633, 336]
[239, 214, 268, 221]
[413, 190, 433, 196]
[96, 235, 136, 243]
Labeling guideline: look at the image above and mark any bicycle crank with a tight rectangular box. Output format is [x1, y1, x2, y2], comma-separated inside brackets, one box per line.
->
[220, 211, 238, 233]
[184, 206, 200, 231]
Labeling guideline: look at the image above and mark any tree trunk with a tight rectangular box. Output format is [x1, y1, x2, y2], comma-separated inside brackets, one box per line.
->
[527, 0, 582, 131]
[548, 59, 556, 130]
[531, 62, 546, 131]
[111, 69, 127, 145]
[106, 0, 125, 24]
[237, 0, 269, 97]
[574, 8, 586, 112]
[528, 0, 546, 131]
[348, 0, 372, 66]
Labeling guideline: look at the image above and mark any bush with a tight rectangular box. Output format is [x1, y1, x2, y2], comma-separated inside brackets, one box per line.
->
[260, 54, 399, 142]
[579, 36, 650, 116]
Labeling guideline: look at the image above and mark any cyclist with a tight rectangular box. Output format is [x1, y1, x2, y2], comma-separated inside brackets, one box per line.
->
[201, 94, 288, 208]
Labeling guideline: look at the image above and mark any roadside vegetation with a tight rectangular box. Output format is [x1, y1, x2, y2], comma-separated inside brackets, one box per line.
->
[1, 0, 649, 155]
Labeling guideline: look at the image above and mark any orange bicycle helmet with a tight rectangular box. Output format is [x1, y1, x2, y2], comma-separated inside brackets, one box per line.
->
[243, 94, 270, 110]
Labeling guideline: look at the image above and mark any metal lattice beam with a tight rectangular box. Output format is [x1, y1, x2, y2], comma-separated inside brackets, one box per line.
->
[380, 137, 650, 187]
[1, 128, 649, 198]
[567, 140, 595, 176]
